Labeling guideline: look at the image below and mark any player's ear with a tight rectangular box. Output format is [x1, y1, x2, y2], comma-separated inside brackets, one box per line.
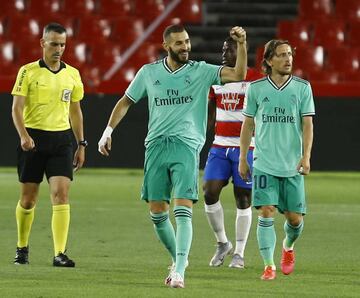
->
[162, 41, 169, 52]
[40, 38, 45, 49]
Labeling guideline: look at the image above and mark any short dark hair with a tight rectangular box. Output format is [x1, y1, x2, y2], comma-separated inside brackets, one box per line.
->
[163, 24, 186, 41]
[43, 22, 66, 37]
[262, 39, 295, 74]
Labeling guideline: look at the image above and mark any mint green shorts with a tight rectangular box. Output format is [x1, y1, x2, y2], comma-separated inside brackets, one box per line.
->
[141, 136, 200, 202]
[252, 167, 306, 214]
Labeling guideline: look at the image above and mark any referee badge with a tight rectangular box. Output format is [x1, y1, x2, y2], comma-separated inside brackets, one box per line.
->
[62, 89, 72, 102]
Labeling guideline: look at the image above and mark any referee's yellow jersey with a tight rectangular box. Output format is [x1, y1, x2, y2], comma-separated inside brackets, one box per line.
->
[12, 59, 84, 131]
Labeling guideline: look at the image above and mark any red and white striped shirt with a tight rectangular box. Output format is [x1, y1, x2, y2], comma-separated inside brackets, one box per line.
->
[209, 68, 263, 147]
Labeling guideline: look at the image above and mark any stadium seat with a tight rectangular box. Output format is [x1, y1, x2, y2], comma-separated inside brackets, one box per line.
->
[0, 40, 21, 79]
[76, 17, 112, 42]
[7, 16, 41, 39]
[17, 40, 42, 65]
[171, 0, 202, 24]
[62, 0, 97, 16]
[348, 21, 360, 46]
[277, 20, 312, 47]
[299, 0, 335, 20]
[40, 17, 76, 38]
[27, 0, 62, 16]
[326, 46, 360, 78]
[97, 0, 133, 17]
[0, 0, 26, 16]
[63, 40, 90, 69]
[293, 45, 325, 73]
[134, 0, 166, 25]
[111, 17, 145, 45]
[0, 16, 7, 41]
[335, 0, 360, 21]
[125, 42, 162, 68]
[89, 41, 122, 71]
[312, 19, 346, 48]
[305, 69, 340, 84]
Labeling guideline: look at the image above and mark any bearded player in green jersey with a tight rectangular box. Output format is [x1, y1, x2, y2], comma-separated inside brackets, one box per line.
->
[239, 39, 315, 281]
[98, 24, 247, 288]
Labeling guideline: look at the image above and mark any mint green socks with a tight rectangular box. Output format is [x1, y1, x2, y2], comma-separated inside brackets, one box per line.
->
[257, 216, 276, 267]
[174, 206, 193, 278]
[150, 211, 176, 262]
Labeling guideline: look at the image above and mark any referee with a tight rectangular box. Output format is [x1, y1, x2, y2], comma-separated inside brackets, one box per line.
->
[11, 23, 86, 267]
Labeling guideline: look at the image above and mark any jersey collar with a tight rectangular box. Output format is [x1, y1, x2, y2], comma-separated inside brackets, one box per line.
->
[162, 57, 188, 74]
[39, 59, 66, 74]
[267, 75, 293, 91]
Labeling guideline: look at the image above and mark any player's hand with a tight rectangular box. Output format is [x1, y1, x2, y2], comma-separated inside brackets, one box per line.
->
[20, 135, 35, 151]
[239, 159, 251, 182]
[297, 157, 310, 175]
[230, 26, 246, 44]
[73, 147, 85, 172]
[98, 126, 113, 156]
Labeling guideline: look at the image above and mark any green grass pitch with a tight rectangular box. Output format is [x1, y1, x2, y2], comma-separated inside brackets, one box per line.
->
[0, 168, 359, 297]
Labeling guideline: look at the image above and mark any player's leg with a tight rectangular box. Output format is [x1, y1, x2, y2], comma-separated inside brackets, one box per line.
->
[279, 175, 306, 275]
[168, 140, 199, 288]
[171, 199, 193, 288]
[15, 136, 45, 265]
[203, 147, 233, 266]
[229, 148, 252, 268]
[47, 130, 75, 267]
[142, 142, 177, 285]
[252, 168, 279, 280]
[15, 183, 39, 264]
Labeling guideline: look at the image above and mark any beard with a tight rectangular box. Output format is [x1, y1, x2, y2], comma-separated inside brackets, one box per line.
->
[169, 47, 189, 64]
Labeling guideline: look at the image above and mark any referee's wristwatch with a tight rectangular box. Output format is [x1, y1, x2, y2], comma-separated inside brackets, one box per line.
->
[78, 140, 88, 147]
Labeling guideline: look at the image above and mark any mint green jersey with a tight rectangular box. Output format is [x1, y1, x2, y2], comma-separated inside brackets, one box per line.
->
[125, 58, 222, 149]
[243, 75, 315, 177]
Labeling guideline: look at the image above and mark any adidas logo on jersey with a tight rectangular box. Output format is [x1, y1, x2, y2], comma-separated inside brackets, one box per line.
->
[262, 97, 270, 103]
[185, 188, 193, 194]
[153, 80, 161, 85]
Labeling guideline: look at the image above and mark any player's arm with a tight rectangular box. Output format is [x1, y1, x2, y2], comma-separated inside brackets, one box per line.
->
[207, 98, 216, 132]
[98, 95, 133, 156]
[297, 116, 313, 175]
[12, 95, 35, 151]
[69, 101, 85, 171]
[220, 26, 247, 84]
[239, 116, 255, 181]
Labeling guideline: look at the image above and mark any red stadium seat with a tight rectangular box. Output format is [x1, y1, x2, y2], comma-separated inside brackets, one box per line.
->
[111, 17, 145, 45]
[299, 0, 335, 20]
[97, 0, 133, 17]
[0, 0, 27, 16]
[62, 0, 97, 16]
[293, 45, 325, 73]
[27, 0, 62, 16]
[0, 40, 17, 68]
[326, 46, 360, 78]
[7, 16, 42, 39]
[171, 0, 202, 24]
[17, 40, 42, 65]
[335, 0, 360, 21]
[125, 42, 161, 68]
[76, 17, 112, 42]
[277, 20, 313, 47]
[89, 41, 122, 71]
[305, 69, 340, 84]
[40, 17, 76, 38]
[134, 0, 166, 24]
[63, 40, 91, 69]
[348, 21, 360, 46]
[312, 19, 346, 47]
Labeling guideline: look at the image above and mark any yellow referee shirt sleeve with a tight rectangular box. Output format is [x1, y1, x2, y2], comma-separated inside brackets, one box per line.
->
[12, 66, 29, 97]
[71, 69, 84, 102]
